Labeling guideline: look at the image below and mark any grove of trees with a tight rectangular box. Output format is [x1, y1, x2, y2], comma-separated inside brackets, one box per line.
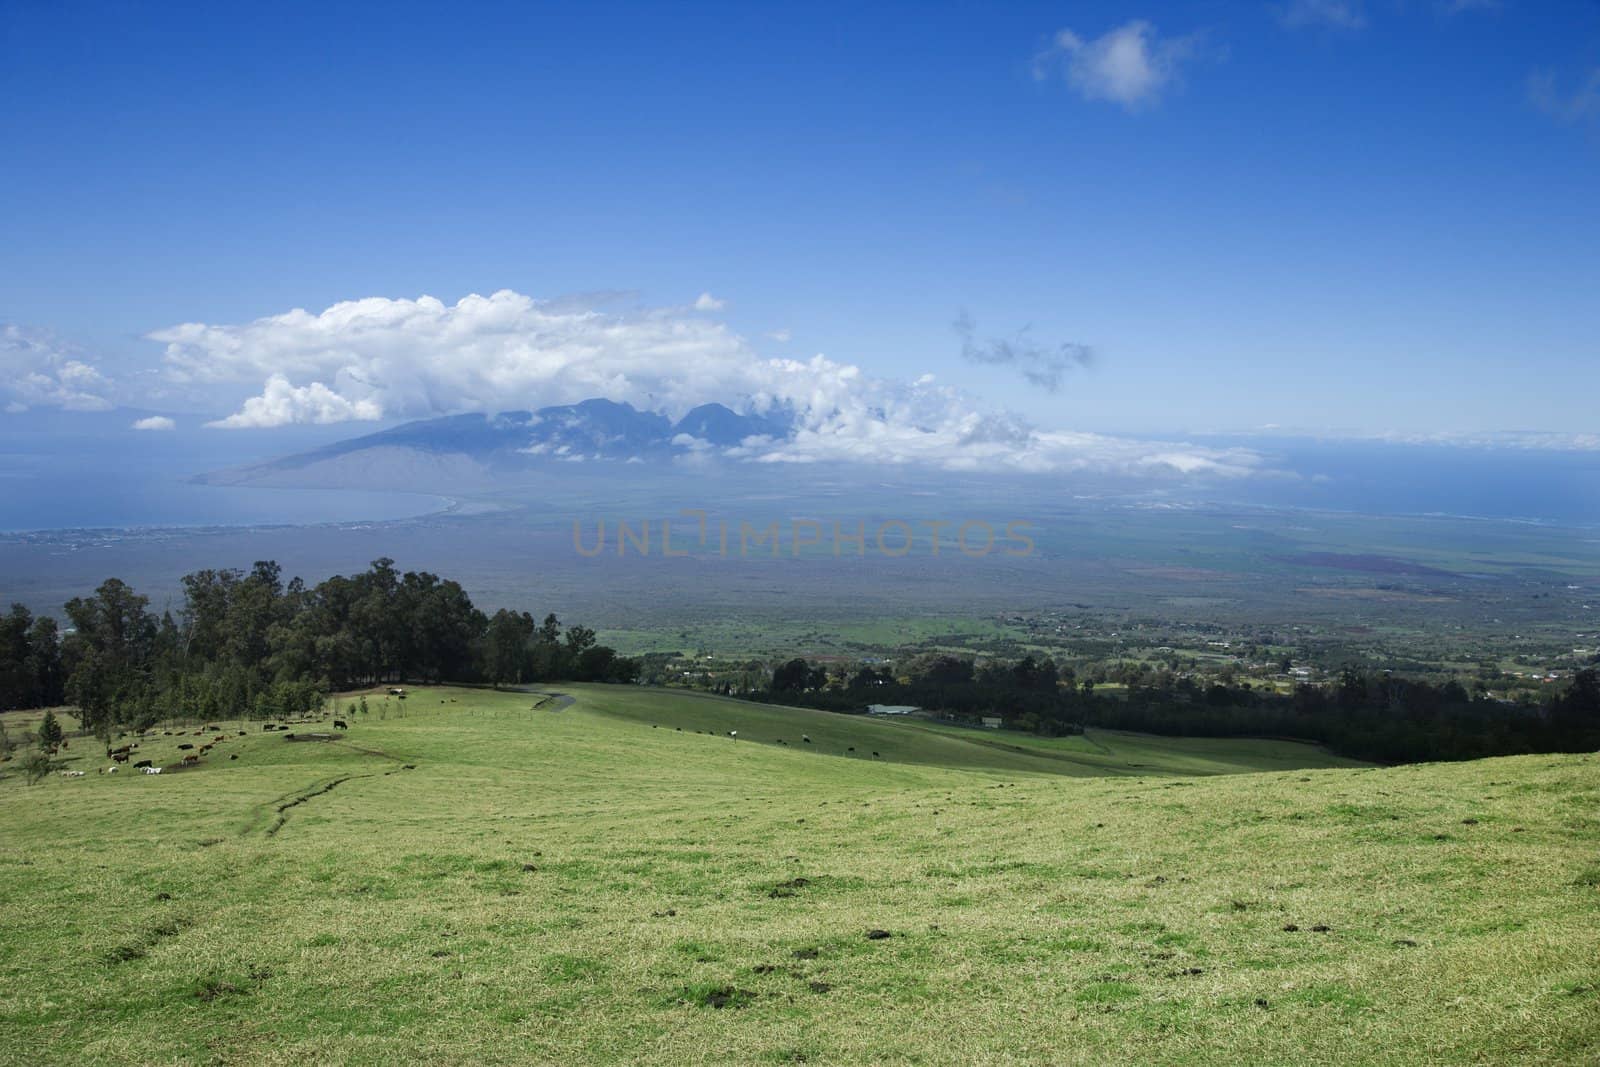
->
[0, 558, 639, 738]
[757, 653, 1600, 764]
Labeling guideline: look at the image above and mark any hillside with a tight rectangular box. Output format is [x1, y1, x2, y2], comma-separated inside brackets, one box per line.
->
[0, 685, 1595, 1064]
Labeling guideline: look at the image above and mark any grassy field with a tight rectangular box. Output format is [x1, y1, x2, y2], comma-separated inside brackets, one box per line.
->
[1, 685, 1596, 1064]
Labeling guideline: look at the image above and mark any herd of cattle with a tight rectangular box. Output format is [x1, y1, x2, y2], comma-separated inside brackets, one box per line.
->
[62, 716, 351, 778]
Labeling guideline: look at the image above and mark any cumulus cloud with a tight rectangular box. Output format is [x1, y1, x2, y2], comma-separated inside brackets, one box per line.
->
[149, 289, 1263, 477]
[1033, 21, 1201, 110]
[131, 415, 176, 431]
[0, 324, 115, 412]
[1528, 68, 1600, 125]
[954, 313, 1093, 393]
[1276, 0, 1367, 30]
[692, 292, 726, 311]
[205, 374, 385, 428]
[151, 291, 759, 426]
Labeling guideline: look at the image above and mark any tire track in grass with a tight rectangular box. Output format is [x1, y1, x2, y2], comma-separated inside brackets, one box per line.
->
[264, 773, 375, 837]
[245, 738, 411, 837]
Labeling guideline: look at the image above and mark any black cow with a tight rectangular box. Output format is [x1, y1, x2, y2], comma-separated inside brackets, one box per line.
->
[333, 720, 349, 730]
[133, 759, 152, 769]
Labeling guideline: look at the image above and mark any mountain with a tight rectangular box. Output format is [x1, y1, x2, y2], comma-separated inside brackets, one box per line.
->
[194, 399, 791, 489]
[671, 403, 791, 446]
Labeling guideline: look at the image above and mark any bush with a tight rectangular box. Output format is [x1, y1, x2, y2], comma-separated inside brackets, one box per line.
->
[22, 752, 54, 785]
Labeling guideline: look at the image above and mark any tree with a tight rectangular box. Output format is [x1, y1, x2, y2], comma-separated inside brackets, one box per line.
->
[1551, 668, 1600, 748]
[0, 603, 35, 709]
[564, 625, 596, 655]
[771, 658, 809, 692]
[26, 616, 63, 707]
[485, 610, 534, 686]
[36, 709, 63, 749]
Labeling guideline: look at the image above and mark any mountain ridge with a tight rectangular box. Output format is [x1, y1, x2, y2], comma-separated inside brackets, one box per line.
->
[193, 399, 794, 489]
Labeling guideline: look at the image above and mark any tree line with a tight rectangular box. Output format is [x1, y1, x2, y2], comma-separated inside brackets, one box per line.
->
[0, 558, 639, 738]
[755, 653, 1600, 763]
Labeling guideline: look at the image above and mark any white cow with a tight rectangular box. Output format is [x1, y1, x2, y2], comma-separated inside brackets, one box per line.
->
[141, 766, 163, 775]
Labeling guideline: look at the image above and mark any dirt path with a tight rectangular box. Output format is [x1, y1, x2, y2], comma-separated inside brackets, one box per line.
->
[516, 688, 575, 712]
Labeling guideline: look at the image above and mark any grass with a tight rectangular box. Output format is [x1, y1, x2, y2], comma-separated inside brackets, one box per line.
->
[0, 685, 1596, 1064]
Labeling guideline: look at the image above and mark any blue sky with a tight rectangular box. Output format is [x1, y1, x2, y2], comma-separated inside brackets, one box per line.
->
[2, 0, 1597, 443]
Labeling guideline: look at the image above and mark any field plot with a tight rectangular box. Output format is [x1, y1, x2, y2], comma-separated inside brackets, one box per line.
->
[1, 686, 1596, 1064]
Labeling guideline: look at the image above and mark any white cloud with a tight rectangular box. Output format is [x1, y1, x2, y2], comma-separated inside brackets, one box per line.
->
[1276, 0, 1367, 30]
[152, 288, 1263, 478]
[0, 324, 115, 412]
[766, 329, 793, 343]
[1033, 21, 1201, 111]
[693, 292, 725, 311]
[131, 415, 176, 431]
[152, 291, 757, 425]
[1528, 68, 1600, 125]
[205, 374, 385, 428]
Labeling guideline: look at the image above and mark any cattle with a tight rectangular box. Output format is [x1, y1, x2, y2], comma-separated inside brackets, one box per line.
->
[133, 759, 152, 769]
[263, 724, 277, 731]
[872, 752, 881, 759]
[230, 754, 238, 760]
[802, 735, 812, 744]
[177, 744, 194, 751]
[728, 730, 738, 740]
[104, 765, 119, 774]
[182, 754, 199, 765]
[108, 744, 133, 757]
[333, 720, 349, 730]
[112, 752, 130, 764]
[59, 770, 86, 778]
[141, 766, 162, 775]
